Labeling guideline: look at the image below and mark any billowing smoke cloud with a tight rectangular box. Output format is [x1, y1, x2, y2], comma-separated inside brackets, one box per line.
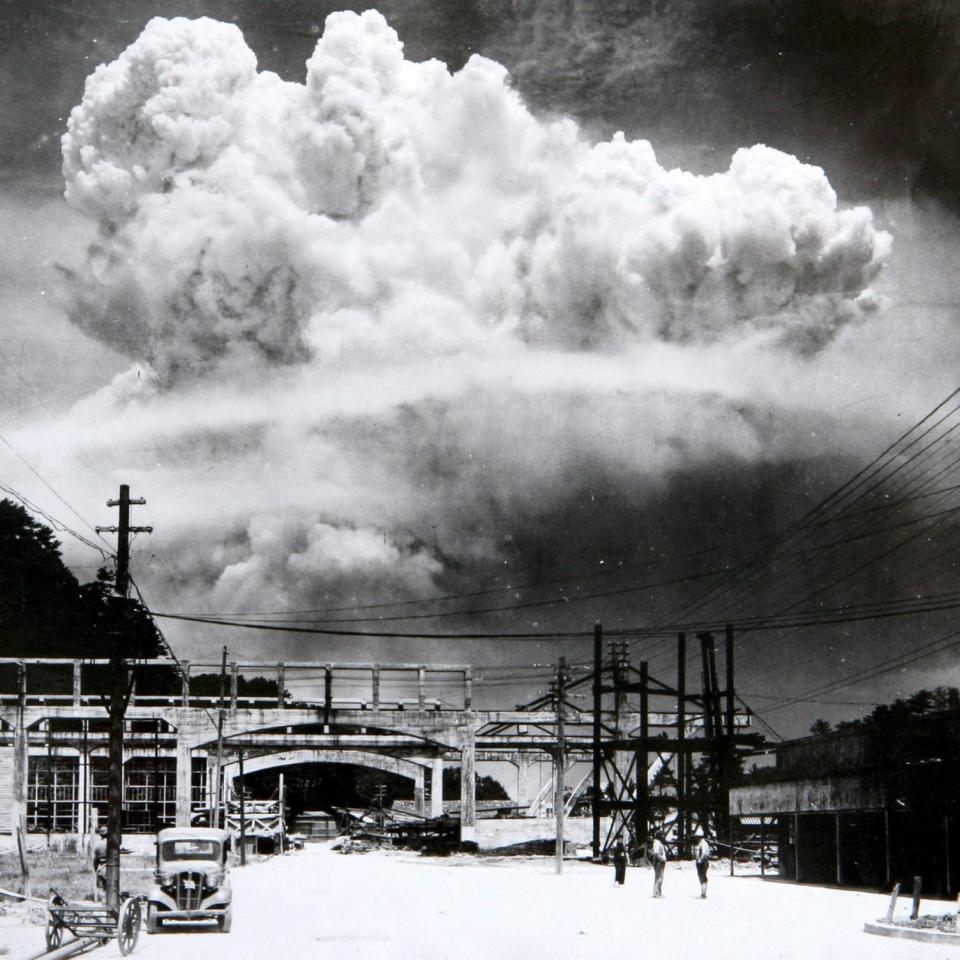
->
[62, 12, 888, 381]
[45, 11, 897, 637]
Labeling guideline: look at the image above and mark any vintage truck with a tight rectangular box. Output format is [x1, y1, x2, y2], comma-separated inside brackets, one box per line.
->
[146, 827, 233, 933]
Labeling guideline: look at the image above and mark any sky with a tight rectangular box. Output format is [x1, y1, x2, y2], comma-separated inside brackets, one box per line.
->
[3, 1, 960, 739]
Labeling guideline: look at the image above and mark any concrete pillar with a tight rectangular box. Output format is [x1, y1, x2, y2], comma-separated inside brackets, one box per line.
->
[12, 714, 27, 836]
[76, 749, 90, 841]
[516, 755, 536, 808]
[431, 757, 444, 818]
[414, 767, 425, 816]
[459, 727, 476, 845]
[73, 661, 82, 707]
[175, 736, 192, 827]
[206, 755, 218, 814]
[12, 665, 27, 836]
[230, 663, 238, 716]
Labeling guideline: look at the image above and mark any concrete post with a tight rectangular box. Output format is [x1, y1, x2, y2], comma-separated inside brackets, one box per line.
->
[180, 662, 190, 707]
[73, 661, 82, 707]
[206, 755, 218, 815]
[277, 663, 285, 708]
[230, 663, 238, 716]
[76, 749, 90, 842]
[372, 667, 380, 710]
[175, 736, 192, 827]
[414, 766, 425, 816]
[517, 755, 531, 808]
[418, 668, 426, 710]
[431, 757, 444, 818]
[12, 663, 27, 837]
[459, 726, 476, 845]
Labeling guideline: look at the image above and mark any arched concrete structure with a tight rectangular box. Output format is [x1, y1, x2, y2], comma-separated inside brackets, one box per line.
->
[222, 748, 428, 783]
[220, 749, 431, 816]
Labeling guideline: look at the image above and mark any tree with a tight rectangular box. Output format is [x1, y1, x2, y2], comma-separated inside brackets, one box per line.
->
[442, 768, 510, 801]
[0, 498, 85, 657]
[809, 718, 832, 736]
[0, 500, 165, 692]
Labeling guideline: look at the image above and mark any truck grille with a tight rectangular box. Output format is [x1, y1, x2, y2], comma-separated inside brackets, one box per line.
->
[175, 872, 205, 910]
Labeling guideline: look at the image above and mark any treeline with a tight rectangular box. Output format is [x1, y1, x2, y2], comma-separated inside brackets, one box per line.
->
[810, 686, 960, 736]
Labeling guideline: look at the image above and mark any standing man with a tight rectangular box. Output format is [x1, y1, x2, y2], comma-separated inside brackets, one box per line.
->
[694, 831, 712, 899]
[612, 838, 627, 886]
[648, 831, 667, 897]
[92, 825, 108, 900]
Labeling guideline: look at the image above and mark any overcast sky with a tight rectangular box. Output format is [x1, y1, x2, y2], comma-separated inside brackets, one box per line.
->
[3, 1, 960, 738]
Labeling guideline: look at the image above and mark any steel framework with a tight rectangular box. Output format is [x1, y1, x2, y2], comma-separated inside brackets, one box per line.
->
[589, 623, 763, 860]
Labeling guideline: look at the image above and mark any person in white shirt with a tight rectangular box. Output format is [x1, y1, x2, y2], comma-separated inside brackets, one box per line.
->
[648, 832, 667, 897]
[694, 831, 712, 899]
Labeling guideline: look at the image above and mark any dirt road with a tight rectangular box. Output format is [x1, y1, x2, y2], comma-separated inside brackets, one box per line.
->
[126, 845, 929, 960]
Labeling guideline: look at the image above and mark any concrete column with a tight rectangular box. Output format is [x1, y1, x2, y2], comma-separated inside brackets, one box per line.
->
[431, 757, 444, 818]
[175, 736, 192, 827]
[414, 767, 425, 816]
[459, 727, 476, 845]
[516, 755, 535, 808]
[76, 749, 90, 841]
[12, 714, 27, 837]
[12, 665, 27, 836]
[206, 755, 218, 814]
[230, 663, 238, 716]
[73, 661, 82, 707]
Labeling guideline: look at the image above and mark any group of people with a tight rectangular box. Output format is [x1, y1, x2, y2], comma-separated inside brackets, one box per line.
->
[612, 831, 712, 899]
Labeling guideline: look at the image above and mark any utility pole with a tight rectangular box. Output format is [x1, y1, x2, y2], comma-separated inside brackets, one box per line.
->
[554, 657, 566, 875]
[96, 484, 152, 911]
[238, 750, 246, 866]
[278, 772, 286, 854]
[591, 623, 602, 861]
[215, 646, 228, 829]
[14, 661, 29, 896]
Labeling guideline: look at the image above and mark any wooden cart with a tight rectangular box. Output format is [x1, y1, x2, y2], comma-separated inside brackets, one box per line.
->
[45, 889, 142, 955]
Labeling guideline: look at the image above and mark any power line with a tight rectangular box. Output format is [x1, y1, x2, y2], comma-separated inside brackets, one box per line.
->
[0, 434, 115, 555]
[756, 628, 960, 716]
[0, 478, 114, 560]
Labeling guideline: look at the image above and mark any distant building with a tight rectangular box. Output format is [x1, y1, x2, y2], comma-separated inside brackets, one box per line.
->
[730, 709, 960, 896]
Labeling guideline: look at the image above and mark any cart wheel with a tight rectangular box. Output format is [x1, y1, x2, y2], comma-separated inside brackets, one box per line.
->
[45, 893, 63, 951]
[117, 897, 142, 956]
[45, 917, 63, 951]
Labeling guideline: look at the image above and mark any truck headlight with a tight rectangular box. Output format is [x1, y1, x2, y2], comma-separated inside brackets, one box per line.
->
[206, 872, 222, 889]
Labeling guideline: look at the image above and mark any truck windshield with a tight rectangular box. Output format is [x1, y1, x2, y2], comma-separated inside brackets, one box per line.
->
[161, 840, 221, 861]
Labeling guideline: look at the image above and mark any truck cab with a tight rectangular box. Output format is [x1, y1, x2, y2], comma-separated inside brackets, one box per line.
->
[146, 827, 233, 933]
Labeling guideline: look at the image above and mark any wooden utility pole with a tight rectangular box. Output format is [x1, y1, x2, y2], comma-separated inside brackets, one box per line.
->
[215, 646, 228, 829]
[591, 623, 602, 860]
[14, 661, 29, 896]
[96, 484, 151, 910]
[554, 658, 566, 875]
[279, 772, 286, 853]
[238, 750, 246, 866]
